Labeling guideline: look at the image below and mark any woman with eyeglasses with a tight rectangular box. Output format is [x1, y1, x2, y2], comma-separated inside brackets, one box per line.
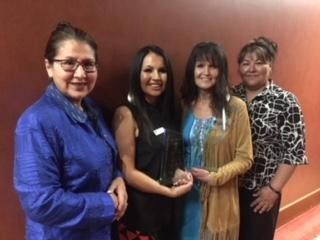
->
[14, 22, 127, 240]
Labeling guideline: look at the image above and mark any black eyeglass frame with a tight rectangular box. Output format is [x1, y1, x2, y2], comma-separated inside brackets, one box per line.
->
[52, 58, 98, 73]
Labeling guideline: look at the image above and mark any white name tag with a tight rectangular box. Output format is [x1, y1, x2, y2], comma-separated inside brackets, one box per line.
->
[153, 127, 165, 136]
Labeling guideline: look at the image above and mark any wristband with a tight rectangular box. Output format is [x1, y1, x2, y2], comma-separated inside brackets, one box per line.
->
[268, 183, 281, 195]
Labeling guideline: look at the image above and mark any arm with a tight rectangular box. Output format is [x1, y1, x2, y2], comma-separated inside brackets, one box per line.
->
[196, 102, 253, 186]
[251, 94, 307, 213]
[272, 93, 307, 191]
[93, 104, 127, 220]
[251, 164, 296, 214]
[112, 106, 192, 198]
[269, 164, 296, 191]
[108, 176, 127, 220]
[14, 116, 116, 228]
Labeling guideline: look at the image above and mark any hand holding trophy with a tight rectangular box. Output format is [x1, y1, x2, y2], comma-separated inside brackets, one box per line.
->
[157, 128, 192, 187]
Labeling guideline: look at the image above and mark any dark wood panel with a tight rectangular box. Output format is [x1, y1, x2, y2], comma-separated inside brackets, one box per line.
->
[1, 1, 319, 238]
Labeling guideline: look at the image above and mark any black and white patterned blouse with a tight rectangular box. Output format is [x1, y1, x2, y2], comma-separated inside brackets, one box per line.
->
[233, 80, 308, 190]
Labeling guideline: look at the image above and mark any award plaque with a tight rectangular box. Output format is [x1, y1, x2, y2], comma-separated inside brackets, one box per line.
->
[157, 129, 184, 186]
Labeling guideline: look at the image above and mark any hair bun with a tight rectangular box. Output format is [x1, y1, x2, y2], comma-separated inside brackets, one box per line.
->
[55, 21, 73, 31]
[254, 36, 278, 56]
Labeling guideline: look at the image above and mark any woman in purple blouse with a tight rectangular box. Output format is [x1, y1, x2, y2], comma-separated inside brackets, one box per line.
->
[14, 22, 127, 240]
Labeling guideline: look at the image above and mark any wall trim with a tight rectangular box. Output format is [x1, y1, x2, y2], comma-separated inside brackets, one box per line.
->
[277, 188, 320, 227]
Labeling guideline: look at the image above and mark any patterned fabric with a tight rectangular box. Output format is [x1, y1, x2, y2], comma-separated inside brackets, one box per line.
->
[183, 112, 216, 170]
[14, 83, 120, 240]
[180, 112, 216, 240]
[118, 222, 156, 240]
[233, 80, 308, 190]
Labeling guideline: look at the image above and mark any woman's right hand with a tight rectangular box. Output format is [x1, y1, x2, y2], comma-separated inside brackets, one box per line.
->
[108, 177, 128, 220]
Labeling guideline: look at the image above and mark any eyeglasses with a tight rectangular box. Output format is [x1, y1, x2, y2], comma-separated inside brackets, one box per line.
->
[53, 58, 97, 73]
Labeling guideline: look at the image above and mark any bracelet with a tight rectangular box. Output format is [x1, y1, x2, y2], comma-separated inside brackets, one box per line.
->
[268, 183, 281, 195]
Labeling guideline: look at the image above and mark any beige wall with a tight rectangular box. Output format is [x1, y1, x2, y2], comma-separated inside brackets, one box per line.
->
[1, 1, 319, 238]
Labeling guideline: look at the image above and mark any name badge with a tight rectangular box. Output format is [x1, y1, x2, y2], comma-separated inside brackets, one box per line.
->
[153, 127, 165, 136]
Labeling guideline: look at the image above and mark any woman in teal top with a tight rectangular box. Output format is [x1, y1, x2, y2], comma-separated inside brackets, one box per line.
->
[181, 113, 216, 238]
[180, 41, 227, 240]
[180, 42, 253, 240]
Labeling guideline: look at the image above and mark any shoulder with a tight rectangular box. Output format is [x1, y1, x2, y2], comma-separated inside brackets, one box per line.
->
[227, 96, 249, 123]
[17, 95, 60, 129]
[113, 105, 137, 128]
[113, 105, 139, 136]
[229, 96, 247, 110]
[271, 83, 301, 105]
[114, 105, 134, 120]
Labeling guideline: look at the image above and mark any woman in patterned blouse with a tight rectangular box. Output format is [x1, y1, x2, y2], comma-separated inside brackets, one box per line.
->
[233, 36, 308, 240]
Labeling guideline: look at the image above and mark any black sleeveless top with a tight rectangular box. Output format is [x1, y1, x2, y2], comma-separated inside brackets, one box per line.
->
[122, 103, 175, 235]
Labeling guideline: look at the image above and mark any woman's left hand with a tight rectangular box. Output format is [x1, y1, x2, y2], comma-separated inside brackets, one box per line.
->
[108, 177, 128, 220]
[190, 168, 211, 183]
[250, 186, 279, 214]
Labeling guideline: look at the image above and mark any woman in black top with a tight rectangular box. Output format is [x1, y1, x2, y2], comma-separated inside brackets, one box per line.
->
[113, 45, 193, 240]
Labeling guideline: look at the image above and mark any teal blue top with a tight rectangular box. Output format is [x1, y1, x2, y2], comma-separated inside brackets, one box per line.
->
[182, 111, 216, 170]
[180, 110, 216, 240]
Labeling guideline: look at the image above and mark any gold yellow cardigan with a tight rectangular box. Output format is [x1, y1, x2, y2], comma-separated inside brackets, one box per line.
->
[200, 96, 253, 240]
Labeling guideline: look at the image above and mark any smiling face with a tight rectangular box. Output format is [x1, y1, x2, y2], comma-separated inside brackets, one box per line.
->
[45, 39, 97, 107]
[194, 59, 219, 92]
[239, 52, 272, 91]
[140, 52, 167, 104]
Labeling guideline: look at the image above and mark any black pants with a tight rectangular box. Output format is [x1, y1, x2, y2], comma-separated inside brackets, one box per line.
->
[239, 187, 281, 240]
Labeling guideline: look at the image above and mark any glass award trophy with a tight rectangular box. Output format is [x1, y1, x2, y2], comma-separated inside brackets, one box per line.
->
[157, 128, 184, 186]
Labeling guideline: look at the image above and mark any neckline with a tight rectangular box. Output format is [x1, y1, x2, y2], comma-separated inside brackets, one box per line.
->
[191, 111, 216, 121]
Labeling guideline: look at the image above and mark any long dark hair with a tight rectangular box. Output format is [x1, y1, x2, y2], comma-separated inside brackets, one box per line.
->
[45, 22, 98, 63]
[181, 42, 230, 116]
[128, 45, 177, 134]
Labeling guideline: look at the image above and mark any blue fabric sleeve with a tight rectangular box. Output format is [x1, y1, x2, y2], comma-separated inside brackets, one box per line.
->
[113, 169, 124, 179]
[14, 116, 116, 228]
